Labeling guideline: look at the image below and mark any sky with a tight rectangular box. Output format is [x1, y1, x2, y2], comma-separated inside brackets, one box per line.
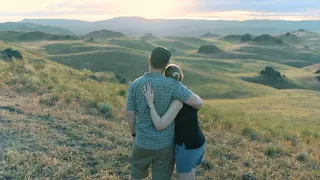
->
[0, 0, 319, 22]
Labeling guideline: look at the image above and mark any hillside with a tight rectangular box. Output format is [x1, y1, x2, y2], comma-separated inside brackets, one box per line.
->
[0, 31, 79, 42]
[85, 30, 126, 39]
[20, 18, 320, 36]
[200, 32, 220, 38]
[0, 22, 72, 35]
[26, 32, 319, 98]
[223, 35, 242, 42]
[1, 40, 320, 179]
[252, 34, 283, 44]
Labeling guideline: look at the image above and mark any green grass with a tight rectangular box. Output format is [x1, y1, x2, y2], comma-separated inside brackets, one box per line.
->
[44, 43, 118, 55]
[108, 39, 155, 52]
[49, 49, 149, 80]
[37, 39, 319, 98]
[0, 31, 76, 42]
[167, 37, 212, 45]
[234, 45, 320, 67]
[153, 39, 198, 50]
[1, 33, 320, 179]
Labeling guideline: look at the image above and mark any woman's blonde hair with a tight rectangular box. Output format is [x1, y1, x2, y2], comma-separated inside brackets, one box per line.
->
[164, 64, 183, 82]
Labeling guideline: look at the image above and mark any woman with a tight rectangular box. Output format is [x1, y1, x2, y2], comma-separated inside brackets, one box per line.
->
[142, 64, 206, 180]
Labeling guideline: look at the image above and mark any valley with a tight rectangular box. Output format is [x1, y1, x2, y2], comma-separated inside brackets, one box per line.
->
[0, 27, 320, 179]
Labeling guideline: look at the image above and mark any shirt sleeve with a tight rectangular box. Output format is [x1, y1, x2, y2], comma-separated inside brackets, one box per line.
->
[172, 82, 192, 103]
[126, 83, 136, 111]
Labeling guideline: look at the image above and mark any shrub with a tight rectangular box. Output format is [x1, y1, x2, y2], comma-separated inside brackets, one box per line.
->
[301, 129, 312, 138]
[284, 135, 297, 147]
[242, 172, 257, 180]
[98, 103, 113, 119]
[1, 48, 23, 61]
[65, 96, 72, 104]
[33, 63, 45, 69]
[198, 45, 222, 53]
[223, 120, 233, 130]
[242, 127, 258, 141]
[260, 67, 284, 81]
[240, 34, 252, 42]
[9, 63, 27, 74]
[296, 152, 308, 163]
[243, 160, 251, 167]
[264, 146, 283, 158]
[252, 34, 283, 44]
[30, 59, 46, 69]
[315, 69, 320, 74]
[119, 89, 127, 97]
[40, 94, 59, 107]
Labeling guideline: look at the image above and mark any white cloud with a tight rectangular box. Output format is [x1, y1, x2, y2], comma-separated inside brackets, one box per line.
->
[0, 0, 319, 22]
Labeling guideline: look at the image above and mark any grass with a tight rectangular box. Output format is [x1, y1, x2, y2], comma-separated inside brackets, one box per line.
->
[49, 49, 149, 80]
[44, 43, 119, 55]
[1, 33, 320, 179]
[108, 39, 156, 52]
[153, 39, 198, 51]
[234, 45, 320, 67]
[23, 38, 319, 99]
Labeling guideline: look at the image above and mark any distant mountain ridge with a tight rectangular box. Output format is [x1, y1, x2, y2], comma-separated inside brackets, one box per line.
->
[0, 31, 78, 42]
[20, 17, 320, 37]
[0, 22, 72, 35]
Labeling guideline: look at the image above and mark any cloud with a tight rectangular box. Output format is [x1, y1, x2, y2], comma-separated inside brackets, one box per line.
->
[186, 10, 320, 21]
[198, 0, 320, 13]
[0, 0, 319, 22]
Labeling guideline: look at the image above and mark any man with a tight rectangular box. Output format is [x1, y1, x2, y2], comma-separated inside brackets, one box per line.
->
[126, 47, 203, 180]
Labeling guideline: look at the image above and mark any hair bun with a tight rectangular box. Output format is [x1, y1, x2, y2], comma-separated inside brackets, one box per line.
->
[172, 72, 180, 80]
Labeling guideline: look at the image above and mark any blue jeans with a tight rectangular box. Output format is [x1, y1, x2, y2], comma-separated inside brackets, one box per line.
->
[175, 142, 206, 173]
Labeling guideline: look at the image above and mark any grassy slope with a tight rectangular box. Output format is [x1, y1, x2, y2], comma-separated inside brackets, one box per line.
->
[0, 22, 72, 35]
[22, 36, 317, 99]
[1, 37, 320, 179]
[37, 38, 319, 98]
[0, 31, 77, 42]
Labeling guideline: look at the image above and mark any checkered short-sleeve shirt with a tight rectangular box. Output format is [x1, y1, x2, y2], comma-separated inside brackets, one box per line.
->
[126, 72, 192, 150]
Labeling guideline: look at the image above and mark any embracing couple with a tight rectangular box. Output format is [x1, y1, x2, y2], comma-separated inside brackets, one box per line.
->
[126, 47, 206, 180]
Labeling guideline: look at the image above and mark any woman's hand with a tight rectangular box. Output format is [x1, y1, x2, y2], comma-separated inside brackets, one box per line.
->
[142, 82, 154, 106]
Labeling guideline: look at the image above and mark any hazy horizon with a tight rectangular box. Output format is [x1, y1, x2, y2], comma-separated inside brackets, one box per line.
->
[1, 0, 319, 22]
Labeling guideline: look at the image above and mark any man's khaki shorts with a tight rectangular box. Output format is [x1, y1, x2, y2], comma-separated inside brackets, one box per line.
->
[130, 142, 175, 180]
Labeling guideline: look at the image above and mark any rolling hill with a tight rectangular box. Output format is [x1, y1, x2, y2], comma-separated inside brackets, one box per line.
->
[20, 17, 320, 36]
[1, 37, 320, 179]
[0, 31, 79, 42]
[85, 30, 126, 39]
[0, 22, 72, 35]
[1, 25, 320, 179]
[26, 31, 319, 99]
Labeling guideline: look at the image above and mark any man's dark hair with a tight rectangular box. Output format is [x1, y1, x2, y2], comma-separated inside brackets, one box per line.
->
[150, 47, 171, 69]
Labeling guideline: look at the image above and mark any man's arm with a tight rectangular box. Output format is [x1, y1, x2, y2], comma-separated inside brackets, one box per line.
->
[126, 83, 136, 136]
[172, 82, 204, 110]
[185, 93, 203, 110]
[126, 111, 136, 135]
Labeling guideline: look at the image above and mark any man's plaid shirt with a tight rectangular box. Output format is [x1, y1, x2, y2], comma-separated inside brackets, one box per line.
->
[126, 72, 192, 150]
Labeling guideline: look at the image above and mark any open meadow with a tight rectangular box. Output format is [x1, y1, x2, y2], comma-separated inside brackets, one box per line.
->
[0, 28, 320, 179]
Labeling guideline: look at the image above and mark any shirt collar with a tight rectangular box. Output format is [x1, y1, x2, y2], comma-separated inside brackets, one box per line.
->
[143, 72, 163, 77]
